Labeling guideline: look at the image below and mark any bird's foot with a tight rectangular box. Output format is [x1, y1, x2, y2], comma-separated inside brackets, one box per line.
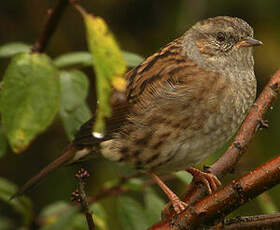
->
[169, 193, 187, 214]
[150, 172, 187, 214]
[186, 167, 221, 194]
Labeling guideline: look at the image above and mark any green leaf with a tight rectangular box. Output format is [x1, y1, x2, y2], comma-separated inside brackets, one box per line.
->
[54, 52, 92, 68]
[174, 171, 193, 185]
[54, 51, 144, 68]
[39, 201, 78, 230]
[90, 203, 108, 230]
[144, 188, 165, 225]
[122, 51, 144, 67]
[118, 196, 149, 230]
[60, 102, 91, 140]
[0, 42, 31, 58]
[82, 11, 127, 134]
[0, 216, 16, 230]
[0, 53, 60, 153]
[257, 192, 279, 213]
[59, 70, 91, 140]
[0, 177, 33, 225]
[0, 125, 8, 158]
[72, 203, 108, 230]
[123, 178, 144, 192]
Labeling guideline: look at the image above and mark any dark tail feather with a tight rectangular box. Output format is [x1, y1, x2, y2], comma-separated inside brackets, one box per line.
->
[10, 145, 77, 200]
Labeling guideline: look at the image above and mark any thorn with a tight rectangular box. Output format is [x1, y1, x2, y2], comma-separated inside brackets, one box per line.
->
[233, 142, 242, 151]
[270, 82, 279, 93]
[258, 119, 269, 129]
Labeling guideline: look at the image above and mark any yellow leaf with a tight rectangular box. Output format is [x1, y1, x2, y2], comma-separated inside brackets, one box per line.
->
[82, 10, 127, 135]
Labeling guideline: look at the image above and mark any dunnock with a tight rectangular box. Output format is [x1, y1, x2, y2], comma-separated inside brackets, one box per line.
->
[13, 16, 262, 212]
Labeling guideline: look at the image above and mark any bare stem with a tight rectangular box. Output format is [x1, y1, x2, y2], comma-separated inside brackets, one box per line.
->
[209, 213, 280, 230]
[72, 168, 95, 230]
[31, 0, 69, 53]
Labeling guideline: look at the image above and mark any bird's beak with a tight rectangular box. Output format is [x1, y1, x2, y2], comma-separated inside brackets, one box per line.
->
[236, 37, 263, 48]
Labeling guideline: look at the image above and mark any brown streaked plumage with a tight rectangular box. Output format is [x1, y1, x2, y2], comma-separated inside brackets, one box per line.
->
[13, 16, 262, 212]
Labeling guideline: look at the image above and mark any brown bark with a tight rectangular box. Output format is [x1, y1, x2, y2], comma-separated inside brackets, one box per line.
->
[149, 156, 280, 230]
[209, 213, 280, 230]
[31, 0, 69, 53]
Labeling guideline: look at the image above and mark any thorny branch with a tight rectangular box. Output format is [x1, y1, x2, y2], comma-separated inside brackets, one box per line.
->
[31, 0, 69, 53]
[71, 168, 95, 230]
[209, 213, 280, 230]
[150, 155, 280, 230]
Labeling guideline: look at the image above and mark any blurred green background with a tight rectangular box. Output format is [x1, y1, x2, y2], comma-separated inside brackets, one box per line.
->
[1, 0, 280, 229]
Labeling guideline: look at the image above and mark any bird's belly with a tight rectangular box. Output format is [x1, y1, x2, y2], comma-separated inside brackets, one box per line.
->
[149, 102, 249, 174]
[150, 122, 232, 174]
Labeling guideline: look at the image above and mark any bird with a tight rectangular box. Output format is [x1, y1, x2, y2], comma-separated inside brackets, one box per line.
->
[12, 16, 262, 213]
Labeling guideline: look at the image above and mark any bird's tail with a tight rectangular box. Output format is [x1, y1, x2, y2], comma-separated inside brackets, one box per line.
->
[10, 144, 77, 200]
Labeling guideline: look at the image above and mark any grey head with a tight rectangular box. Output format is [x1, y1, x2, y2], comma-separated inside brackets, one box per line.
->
[182, 16, 262, 71]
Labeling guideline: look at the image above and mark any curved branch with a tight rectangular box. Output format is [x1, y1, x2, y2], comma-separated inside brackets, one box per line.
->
[209, 213, 280, 230]
[150, 155, 280, 229]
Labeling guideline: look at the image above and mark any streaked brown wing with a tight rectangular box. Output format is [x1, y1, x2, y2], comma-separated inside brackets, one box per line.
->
[73, 99, 131, 148]
[73, 37, 222, 148]
[125, 37, 221, 112]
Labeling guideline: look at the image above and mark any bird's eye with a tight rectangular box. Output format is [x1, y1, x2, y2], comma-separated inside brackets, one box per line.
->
[216, 32, 226, 42]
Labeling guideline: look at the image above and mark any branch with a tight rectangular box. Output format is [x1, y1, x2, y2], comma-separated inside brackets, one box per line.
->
[72, 168, 95, 230]
[161, 68, 280, 218]
[149, 155, 280, 230]
[208, 213, 280, 230]
[31, 0, 69, 53]
[88, 173, 175, 204]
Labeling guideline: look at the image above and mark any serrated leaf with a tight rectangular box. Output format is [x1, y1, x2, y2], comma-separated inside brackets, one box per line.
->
[54, 51, 144, 69]
[0, 42, 31, 58]
[144, 188, 165, 225]
[0, 125, 8, 158]
[0, 177, 33, 225]
[59, 70, 92, 140]
[118, 196, 149, 230]
[39, 201, 78, 230]
[0, 53, 60, 153]
[82, 11, 127, 134]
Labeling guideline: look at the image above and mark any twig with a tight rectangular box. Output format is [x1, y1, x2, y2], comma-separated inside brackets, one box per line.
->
[72, 168, 95, 230]
[88, 173, 175, 204]
[31, 0, 69, 53]
[208, 213, 280, 230]
[149, 155, 280, 230]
